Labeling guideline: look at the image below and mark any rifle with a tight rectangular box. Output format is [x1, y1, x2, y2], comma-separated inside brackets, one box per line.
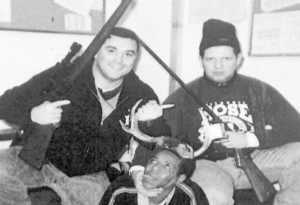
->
[136, 36, 277, 204]
[18, 0, 133, 170]
[236, 149, 276, 203]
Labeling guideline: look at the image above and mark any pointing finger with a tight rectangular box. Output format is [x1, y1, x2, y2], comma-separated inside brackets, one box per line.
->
[51, 100, 71, 108]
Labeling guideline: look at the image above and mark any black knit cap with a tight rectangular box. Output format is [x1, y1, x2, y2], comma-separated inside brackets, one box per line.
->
[199, 19, 241, 57]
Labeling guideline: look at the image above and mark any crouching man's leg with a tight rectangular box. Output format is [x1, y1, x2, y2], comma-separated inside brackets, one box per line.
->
[27, 157, 110, 205]
[191, 159, 235, 205]
[52, 170, 110, 205]
[0, 146, 110, 205]
[0, 146, 36, 204]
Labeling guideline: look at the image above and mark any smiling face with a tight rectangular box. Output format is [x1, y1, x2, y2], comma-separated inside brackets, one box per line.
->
[202, 46, 242, 84]
[142, 150, 182, 190]
[94, 35, 138, 85]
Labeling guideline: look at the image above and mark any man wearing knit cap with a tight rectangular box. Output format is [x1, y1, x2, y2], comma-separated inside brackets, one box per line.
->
[163, 19, 300, 205]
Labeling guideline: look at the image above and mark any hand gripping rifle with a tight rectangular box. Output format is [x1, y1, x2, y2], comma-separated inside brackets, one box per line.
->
[18, 0, 133, 170]
[136, 36, 277, 204]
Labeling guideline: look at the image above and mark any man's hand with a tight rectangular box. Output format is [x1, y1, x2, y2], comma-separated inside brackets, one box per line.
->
[135, 100, 163, 121]
[219, 131, 248, 149]
[120, 100, 165, 143]
[30, 100, 70, 125]
[194, 126, 214, 157]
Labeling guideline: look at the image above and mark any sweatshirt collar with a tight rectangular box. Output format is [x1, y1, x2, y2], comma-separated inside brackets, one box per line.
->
[204, 71, 237, 88]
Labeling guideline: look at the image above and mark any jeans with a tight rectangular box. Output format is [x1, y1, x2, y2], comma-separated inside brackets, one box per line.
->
[0, 146, 110, 205]
[191, 142, 300, 205]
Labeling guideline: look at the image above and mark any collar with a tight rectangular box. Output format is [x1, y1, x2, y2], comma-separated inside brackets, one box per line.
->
[204, 71, 237, 87]
[97, 83, 123, 101]
[137, 188, 176, 205]
[84, 64, 140, 104]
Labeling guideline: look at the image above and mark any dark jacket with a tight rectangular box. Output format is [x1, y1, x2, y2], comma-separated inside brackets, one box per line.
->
[99, 175, 209, 205]
[0, 60, 170, 176]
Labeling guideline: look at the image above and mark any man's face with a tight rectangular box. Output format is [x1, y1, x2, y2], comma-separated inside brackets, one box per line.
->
[142, 150, 181, 190]
[94, 35, 138, 83]
[202, 46, 242, 83]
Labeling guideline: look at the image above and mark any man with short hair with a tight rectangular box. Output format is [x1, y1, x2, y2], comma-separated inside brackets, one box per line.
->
[163, 19, 300, 205]
[99, 148, 209, 205]
[0, 27, 169, 204]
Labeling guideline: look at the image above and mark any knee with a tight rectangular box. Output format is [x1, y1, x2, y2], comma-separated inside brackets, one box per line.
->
[281, 142, 300, 161]
[191, 160, 234, 205]
[274, 161, 300, 205]
[192, 160, 233, 186]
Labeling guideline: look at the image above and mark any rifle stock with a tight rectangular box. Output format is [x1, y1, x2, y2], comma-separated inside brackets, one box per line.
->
[18, 0, 133, 170]
[236, 149, 277, 203]
[18, 124, 57, 168]
[137, 36, 277, 203]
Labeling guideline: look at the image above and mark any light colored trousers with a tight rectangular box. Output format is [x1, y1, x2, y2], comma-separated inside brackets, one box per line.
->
[191, 142, 300, 205]
[0, 146, 110, 205]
